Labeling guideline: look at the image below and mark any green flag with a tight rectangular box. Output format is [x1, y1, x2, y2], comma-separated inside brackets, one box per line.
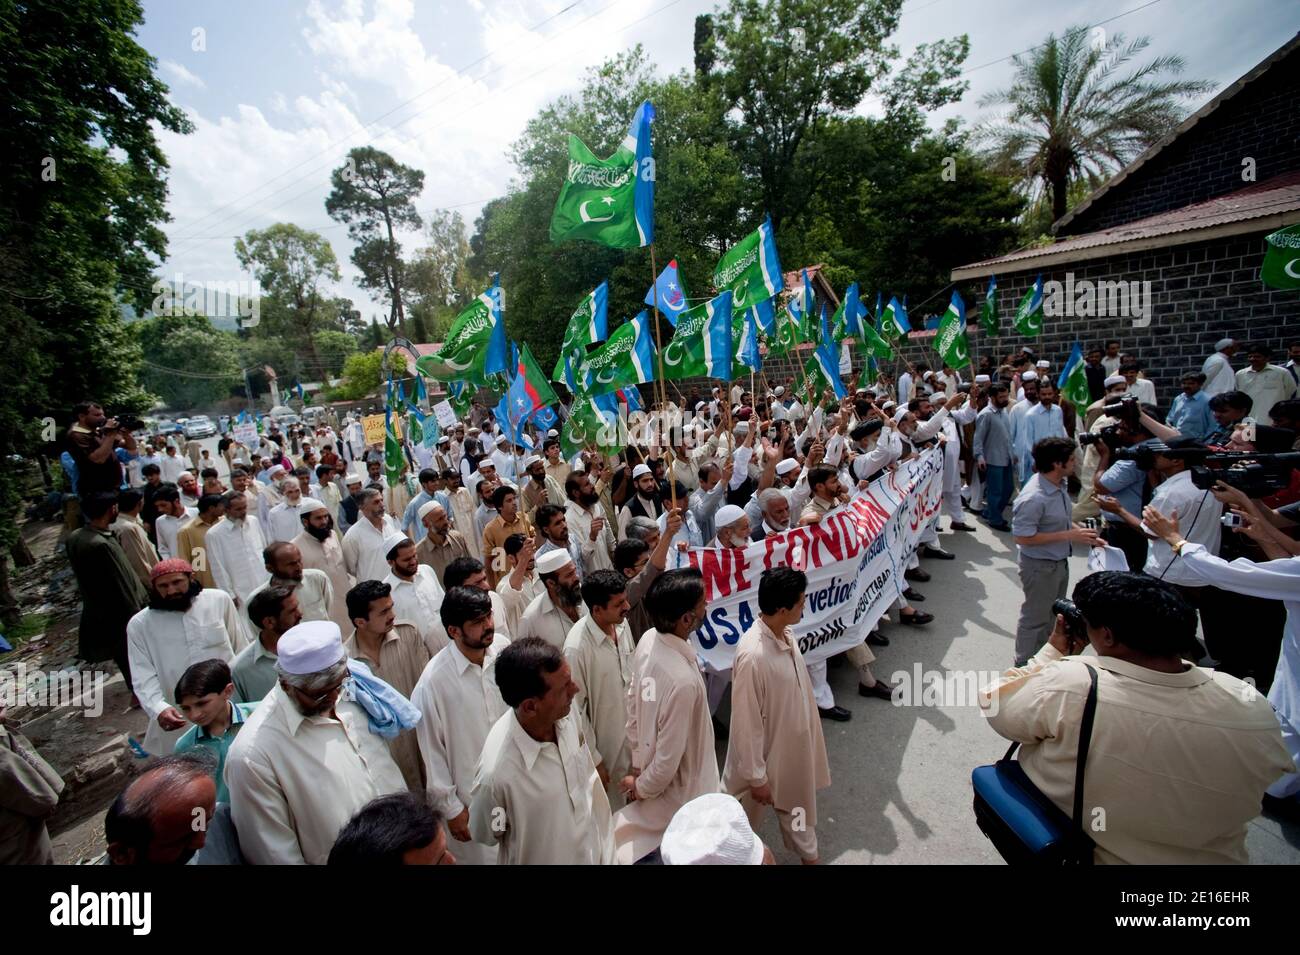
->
[765, 306, 801, 358]
[980, 275, 999, 337]
[406, 410, 424, 447]
[552, 283, 609, 389]
[417, 291, 497, 384]
[856, 323, 894, 361]
[561, 394, 622, 458]
[712, 216, 783, 312]
[935, 292, 972, 370]
[576, 312, 657, 397]
[1261, 223, 1300, 290]
[549, 102, 654, 248]
[384, 411, 404, 483]
[447, 381, 474, 419]
[1057, 343, 1092, 408]
[878, 296, 910, 341]
[1013, 275, 1044, 337]
[660, 292, 733, 382]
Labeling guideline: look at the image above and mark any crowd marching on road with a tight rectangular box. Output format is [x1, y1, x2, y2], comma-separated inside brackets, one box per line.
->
[4, 334, 1298, 868]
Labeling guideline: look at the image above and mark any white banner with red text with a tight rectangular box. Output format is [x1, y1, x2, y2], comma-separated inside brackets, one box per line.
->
[674, 447, 945, 669]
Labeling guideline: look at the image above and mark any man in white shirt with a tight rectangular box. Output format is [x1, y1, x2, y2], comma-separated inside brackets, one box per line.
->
[342, 487, 401, 583]
[152, 487, 197, 562]
[469, 636, 614, 864]
[517, 549, 586, 650]
[411, 586, 510, 865]
[268, 480, 321, 545]
[564, 470, 615, 574]
[383, 533, 446, 655]
[1235, 344, 1297, 425]
[291, 499, 353, 633]
[225, 621, 406, 864]
[1201, 338, 1238, 397]
[496, 534, 542, 636]
[159, 445, 187, 483]
[205, 490, 269, 614]
[249, 541, 337, 628]
[126, 559, 247, 754]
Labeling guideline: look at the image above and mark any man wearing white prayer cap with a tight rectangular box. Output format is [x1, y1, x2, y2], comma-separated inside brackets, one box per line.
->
[710, 503, 750, 548]
[1035, 359, 1050, 370]
[225, 620, 405, 864]
[617, 461, 666, 540]
[515, 548, 586, 650]
[292, 496, 354, 632]
[490, 433, 518, 484]
[1201, 337, 1239, 397]
[661, 793, 771, 865]
[381, 531, 446, 657]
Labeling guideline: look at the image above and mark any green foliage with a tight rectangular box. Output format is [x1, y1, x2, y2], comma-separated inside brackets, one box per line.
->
[976, 26, 1212, 222]
[330, 350, 406, 402]
[234, 223, 341, 367]
[135, 314, 243, 408]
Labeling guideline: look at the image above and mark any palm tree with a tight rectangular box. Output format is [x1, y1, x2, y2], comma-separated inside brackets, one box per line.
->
[977, 27, 1212, 223]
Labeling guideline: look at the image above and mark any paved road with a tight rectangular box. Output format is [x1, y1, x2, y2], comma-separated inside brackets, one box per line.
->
[721, 518, 1300, 865]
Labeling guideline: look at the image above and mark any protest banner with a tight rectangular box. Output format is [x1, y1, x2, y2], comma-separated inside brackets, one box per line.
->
[431, 399, 458, 430]
[362, 413, 395, 446]
[232, 422, 258, 447]
[675, 447, 945, 669]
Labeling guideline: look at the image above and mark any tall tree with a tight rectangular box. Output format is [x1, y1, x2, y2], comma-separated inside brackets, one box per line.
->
[234, 223, 341, 368]
[0, 0, 191, 625]
[407, 209, 475, 341]
[325, 147, 425, 337]
[976, 27, 1212, 222]
[711, 0, 968, 231]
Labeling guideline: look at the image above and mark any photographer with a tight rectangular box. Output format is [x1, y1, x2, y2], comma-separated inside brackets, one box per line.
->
[66, 400, 138, 495]
[980, 571, 1294, 863]
[1206, 391, 1253, 447]
[1090, 420, 1153, 573]
[1143, 502, 1300, 808]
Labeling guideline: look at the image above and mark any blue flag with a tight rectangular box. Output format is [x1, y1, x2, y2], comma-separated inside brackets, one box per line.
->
[620, 387, 643, 413]
[746, 295, 777, 336]
[530, 404, 558, 431]
[703, 290, 734, 381]
[645, 259, 689, 327]
[484, 275, 509, 377]
[842, 283, 864, 339]
[738, 302, 762, 373]
[818, 302, 833, 346]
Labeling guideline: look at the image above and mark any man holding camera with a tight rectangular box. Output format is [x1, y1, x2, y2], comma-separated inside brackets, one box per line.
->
[67, 401, 137, 495]
[1091, 420, 1154, 574]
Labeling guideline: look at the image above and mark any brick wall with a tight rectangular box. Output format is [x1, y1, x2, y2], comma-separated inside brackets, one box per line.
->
[964, 231, 1300, 402]
[1059, 45, 1300, 235]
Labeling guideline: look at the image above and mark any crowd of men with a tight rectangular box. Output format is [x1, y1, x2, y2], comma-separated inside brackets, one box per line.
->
[1, 333, 1297, 866]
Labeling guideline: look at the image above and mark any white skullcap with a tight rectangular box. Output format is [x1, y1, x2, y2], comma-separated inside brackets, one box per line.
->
[932, 391, 949, 401]
[478, 461, 495, 473]
[1215, 337, 1234, 351]
[298, 498, 327, 515]
[774, 386, 785, 396]
[894, 406, 909, 422]
[437, 436, 450, 445]
[495, 434, 509, 445]
[734, 421, 750, 435]
[345, 473, 363, 485]
[922, 371, 934, 380]
[632, 463, 652, 479]
[536, 549, 573, 575]
[383, 532, 410, 555]
[268, 464, 286, 476]
[277, 621, 345, 676]
[715, 504, 746, 529]
[1104, 374, 1126, 388]
[776, 458, 800, 476]
[547, 429, 559, 438]
[974, 374, 991, 384]
[1021, 370, 1038, 381]
[881, 400, 896, 411]
[661, 793, 765, 866]
[1035, 360, 1050, 369]
[695, 401, 706, 411]
[711, 387, 720, 394]
[417, 500, 441, 520]
[523, 455, 542, 468]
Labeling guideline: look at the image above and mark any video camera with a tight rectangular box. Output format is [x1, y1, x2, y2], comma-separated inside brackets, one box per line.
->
[1078, 425, 1124, 453]
[1102, 393, 1141, 425]
[1189, 451, 1300, 496]
[114, 413, 145, 433]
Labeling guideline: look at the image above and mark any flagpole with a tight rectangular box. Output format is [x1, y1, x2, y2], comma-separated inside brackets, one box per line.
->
[649, 243, 676, 510]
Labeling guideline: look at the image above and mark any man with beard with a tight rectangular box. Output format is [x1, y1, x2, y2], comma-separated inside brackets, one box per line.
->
[534, 502, 583, 578]
[401, 468, 441, 541]
[177, 471, 202, 511]
[67, 492, 149, 703]
[710, 504, 750, 549]
[292, 499, 353, 633]
[230, 585, 302, 703]
[565, 470, 615, 573]
[517, 550, 586, 650]
[482, 484, 532, 589]
[751, 489, 791, 541]
[411, 586, 511, 866]
[564, 570, 636, 809]
[206, 490, 269, 616]
[442, 469, 480, 561]
[126, 558, 247, 754]
[495, 534, 542, 638]
[226, 621, 406, 864]
[415, 500, 471, 585]
[249, 540, 337, 629]
[974, 383, 1016, 530]
[383, 534, 447, 656]
[617, 463, 666, 540]
[268, 477, 321, 545]
[342, 487, 401, 583]
[343, 580, 430, 791]
[520, 454, 565, 522]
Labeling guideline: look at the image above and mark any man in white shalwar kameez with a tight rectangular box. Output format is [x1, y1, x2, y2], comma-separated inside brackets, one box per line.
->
[205, 490, 268, 616]
[291, 500, 354, 633]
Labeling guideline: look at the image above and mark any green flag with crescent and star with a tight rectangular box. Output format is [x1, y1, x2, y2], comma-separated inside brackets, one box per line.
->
[1013, 275, 1044, 337]
[561, 394, 623, 458]
[1261, 223, 1300, 290]
[659, 292, 733, 381]
[935, 292, 972, 370]
[416, 291, 498, 385]
[712, 216, 783, 313]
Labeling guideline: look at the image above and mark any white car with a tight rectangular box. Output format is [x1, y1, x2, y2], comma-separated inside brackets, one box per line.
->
[184, 415, 217, 439]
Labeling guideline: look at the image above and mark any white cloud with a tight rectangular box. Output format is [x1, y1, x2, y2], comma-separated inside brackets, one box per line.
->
[160, 59, 207, 90]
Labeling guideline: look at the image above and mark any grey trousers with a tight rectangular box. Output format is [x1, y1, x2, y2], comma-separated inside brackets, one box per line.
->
[1014, 556, 1069, 665]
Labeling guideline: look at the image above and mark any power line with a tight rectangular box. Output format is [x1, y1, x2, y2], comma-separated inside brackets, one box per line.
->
[961, 0, 1168, 74]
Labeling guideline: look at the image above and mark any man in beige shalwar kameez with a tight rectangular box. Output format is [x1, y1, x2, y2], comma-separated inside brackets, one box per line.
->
[722, 567, 830, 863]
[614, 568, 719, 864]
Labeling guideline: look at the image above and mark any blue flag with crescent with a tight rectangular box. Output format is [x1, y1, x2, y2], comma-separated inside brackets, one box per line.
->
[645, 259, 688, 327]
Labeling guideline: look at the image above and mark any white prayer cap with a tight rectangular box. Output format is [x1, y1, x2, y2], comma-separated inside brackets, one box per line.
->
[1104, 374, 1126, 388]
[268, 464, 286, 476]
[931, 391, 949, 401]
[661, 793, 765, 866]
[881, 400, 896, 411]
[695, 401, 706, 411]
[894, 406, 909, 422]
[632, 463, 652, 479]
[1035, 360, 1050, 369]
[922, 371, 934, 380]
[467, 427, 481, 435]
[1215, 337, 1235, 351]
[418, 500, 442, 521]
[776, 458, 800, 476]
[774, 386, 785, 396]
[523, 455, 542, 469]
[345, 473, 364, 486]
[974, 374, 991, 384]
[536, 549, 572, 575]
[277, 621, 345, 676]
[1021, 370, 1038, 381]
[495, 434, 509, 446]
[715, 504, 746, 529]
[383, 532, 410, 556]
[711, 387, 720, 394]
[547, 429, 559, 438]
[478, 460, 496, 473]
[437, 436, 450, 445]
[299, 498, 327, 515]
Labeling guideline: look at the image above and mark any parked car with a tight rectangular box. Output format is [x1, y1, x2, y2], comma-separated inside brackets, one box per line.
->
[184, 415, 217, 438]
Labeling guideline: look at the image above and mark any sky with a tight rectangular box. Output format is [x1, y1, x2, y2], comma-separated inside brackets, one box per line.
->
[139, 0, 1300, 327]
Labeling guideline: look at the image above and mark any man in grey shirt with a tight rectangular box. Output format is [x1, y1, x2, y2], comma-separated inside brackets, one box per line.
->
[1011, 436, 1098, 665]
[974, 383, 1015, 530]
